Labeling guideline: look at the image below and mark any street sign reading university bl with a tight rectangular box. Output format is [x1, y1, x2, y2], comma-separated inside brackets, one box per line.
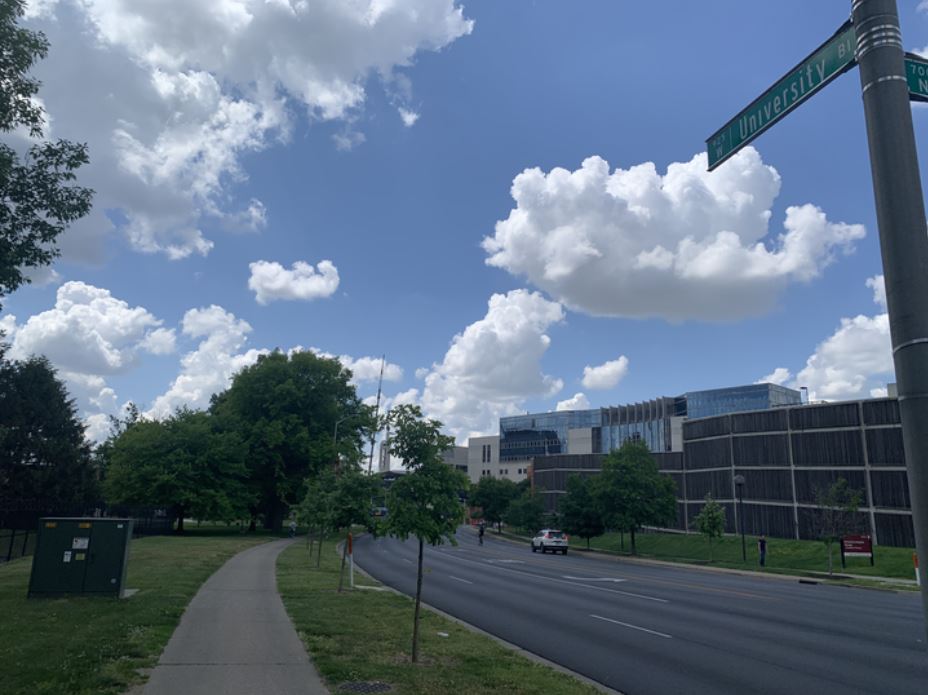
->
[707, 21, 856, 170]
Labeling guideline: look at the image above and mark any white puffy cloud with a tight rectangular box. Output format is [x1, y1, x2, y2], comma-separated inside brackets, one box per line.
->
[556, 393, 590, 411]
[417, 289, 565, 440]
[581, 356, 629, 390]
[8, 281, 170, 374]
[307, 347, 403, 384]
[483, 148, 865, 321]
[249, 260, 340, 304]
[18, 1, 473, 260]
[146, 305, 267, 418]
[2, 281, 177, 439]
[398, 107, 420, 127]
[756, 367, 792, 386]
[766, 276, 894, 401]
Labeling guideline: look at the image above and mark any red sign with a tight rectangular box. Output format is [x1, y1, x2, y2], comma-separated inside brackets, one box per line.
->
[841, 535, 873, 557]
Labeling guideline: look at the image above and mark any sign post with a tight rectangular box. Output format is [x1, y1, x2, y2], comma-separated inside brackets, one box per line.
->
[853, 0, 928, 639]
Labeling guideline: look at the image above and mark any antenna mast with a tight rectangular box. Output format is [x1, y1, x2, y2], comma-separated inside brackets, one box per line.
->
[367, 355, 385, 474]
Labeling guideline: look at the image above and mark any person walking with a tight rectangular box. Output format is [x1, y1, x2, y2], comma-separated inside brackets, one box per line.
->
[758, 534, 767, 567]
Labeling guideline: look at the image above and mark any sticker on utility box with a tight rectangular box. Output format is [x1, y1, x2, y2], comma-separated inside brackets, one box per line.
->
[63, 551, 72, 563]
[75, 552, 86, 561]
[72, 537, 89, 550]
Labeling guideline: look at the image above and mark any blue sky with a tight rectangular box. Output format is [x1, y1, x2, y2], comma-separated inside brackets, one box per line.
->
[2, 0, 925, 442]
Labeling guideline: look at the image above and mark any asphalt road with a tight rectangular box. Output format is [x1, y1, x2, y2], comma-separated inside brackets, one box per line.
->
[354, 529, 927, 695]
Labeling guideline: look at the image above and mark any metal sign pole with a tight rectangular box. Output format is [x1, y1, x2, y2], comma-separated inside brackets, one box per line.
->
[853, 0, 928, 639]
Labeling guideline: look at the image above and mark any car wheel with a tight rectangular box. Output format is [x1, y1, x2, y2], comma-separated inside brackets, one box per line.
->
[562, 549, 568, 555]
[531, 544, 537, 553]
[541, 546, 546, 553]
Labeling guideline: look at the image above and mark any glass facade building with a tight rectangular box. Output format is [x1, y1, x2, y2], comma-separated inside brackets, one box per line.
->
[684, 384, 801, 420]
[499, 383, 801, 461]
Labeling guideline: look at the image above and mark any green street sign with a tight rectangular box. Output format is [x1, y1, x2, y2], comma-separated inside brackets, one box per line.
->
[905, 53, 928, 103]
[707, 21, 857, 170]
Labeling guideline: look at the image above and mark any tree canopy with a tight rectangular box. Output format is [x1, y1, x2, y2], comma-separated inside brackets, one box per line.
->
[560, 474, 605, 549]
[0, 354, 97, 511]
[210, 350, 371, 530]
[812, 477, 864, 575]
[104, 408, 251, 532]
[592, 440, 676, 554]
[470, 475, 520, 533]
[0, 0, 93, 308]
[503, 487, 545, 534]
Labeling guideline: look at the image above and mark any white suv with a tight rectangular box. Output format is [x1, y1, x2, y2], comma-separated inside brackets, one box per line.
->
[531, 529, 569, 554]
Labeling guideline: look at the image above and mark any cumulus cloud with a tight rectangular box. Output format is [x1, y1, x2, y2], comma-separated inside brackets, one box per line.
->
[556, 392, 590, 411]
[3, 281, 176, 439]
[581, 356, 629, 390]
[763, 276, 893, 401]
[416, 289, 565, 440]
[483, 148, 865, 321]
[248, 260, 340, 304]
[146, 305, 267, 418]
[17, 1, 473, 260]
[398, 107, 420, 127]
[306, 347, 403, 385]
[756, 367, 792, 386]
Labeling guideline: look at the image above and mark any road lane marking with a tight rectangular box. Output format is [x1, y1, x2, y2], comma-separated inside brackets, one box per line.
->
[486, 559, 524, 564]
[449, 575, 473, 585]
[440, 551, 668, 603]
[402, 558, 413, 564]
[563, 576, 626, 583]
[590, 614, 672, 639]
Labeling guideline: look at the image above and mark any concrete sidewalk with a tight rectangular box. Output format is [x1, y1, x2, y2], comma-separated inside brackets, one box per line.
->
[143, 539, 328, 695]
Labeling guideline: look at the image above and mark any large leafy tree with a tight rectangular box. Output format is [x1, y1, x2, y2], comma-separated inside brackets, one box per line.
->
[593, 440, 676, 555]
[0, 354, 97, 511]
[0, 0, 93, 308]
[470, 475, 520, 534]
[503, 488, 545, 534]
[210, 350, 371, 531]
[384, 405, 467, 663]
[560, 474, 605, 549]
[104, 408, 252, 532]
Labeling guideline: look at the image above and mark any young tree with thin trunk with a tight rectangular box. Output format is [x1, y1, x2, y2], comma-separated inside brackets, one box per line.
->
[812, 478, 864, 576]
[694, 494, 726, 562]
[383, 405, 466, 663]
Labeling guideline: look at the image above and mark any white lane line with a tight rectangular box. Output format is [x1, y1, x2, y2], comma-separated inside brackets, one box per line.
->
[563, 576, 626, 583]
[402, 558, 413, 564]
[449, 575, 474, 585]
[440, 551, 668, 603]
[486, 559, 524, 564]
[590, 614, 672, 639]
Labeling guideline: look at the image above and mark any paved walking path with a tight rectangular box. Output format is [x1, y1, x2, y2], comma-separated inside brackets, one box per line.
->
[143, 539, 328, 695]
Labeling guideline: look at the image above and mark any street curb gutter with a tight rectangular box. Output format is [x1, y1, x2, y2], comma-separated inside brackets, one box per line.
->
[343, 539, 624, 695]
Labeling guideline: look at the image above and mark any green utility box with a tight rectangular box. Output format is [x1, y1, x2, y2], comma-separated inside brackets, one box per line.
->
[28, 518, 133, 598]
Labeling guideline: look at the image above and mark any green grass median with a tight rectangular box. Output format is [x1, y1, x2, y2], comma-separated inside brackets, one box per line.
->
[584, 531, 916, 580]
[0, 531, 271, 695]
[277, 539, 601, 694]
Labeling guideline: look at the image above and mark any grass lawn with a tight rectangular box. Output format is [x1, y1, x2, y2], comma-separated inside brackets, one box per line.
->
[277, 538, 601, 694]
[577, 531, 917, 580]
[0, 531, 272, 695]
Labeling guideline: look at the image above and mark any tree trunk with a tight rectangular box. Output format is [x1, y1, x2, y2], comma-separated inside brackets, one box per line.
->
[497, 520, 501, 534]
[630, 527, 637, 555]
[338, 531, 349, 593]
[412, 536, 424, 663]
[620, 531, 624, 550]
[708, 537, 713, 562]
[248, 515, 257, 532]
[175, 508, 185, 534]
[586, 537, 590, 550]
[827, 542, 834, 576]
[316, 528, 324, 568]
[264, 501, 284, 532]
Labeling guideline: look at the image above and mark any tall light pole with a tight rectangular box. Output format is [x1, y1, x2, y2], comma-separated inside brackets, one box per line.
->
[853, 0, 928, 634]
[734, 474, 746, 563]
